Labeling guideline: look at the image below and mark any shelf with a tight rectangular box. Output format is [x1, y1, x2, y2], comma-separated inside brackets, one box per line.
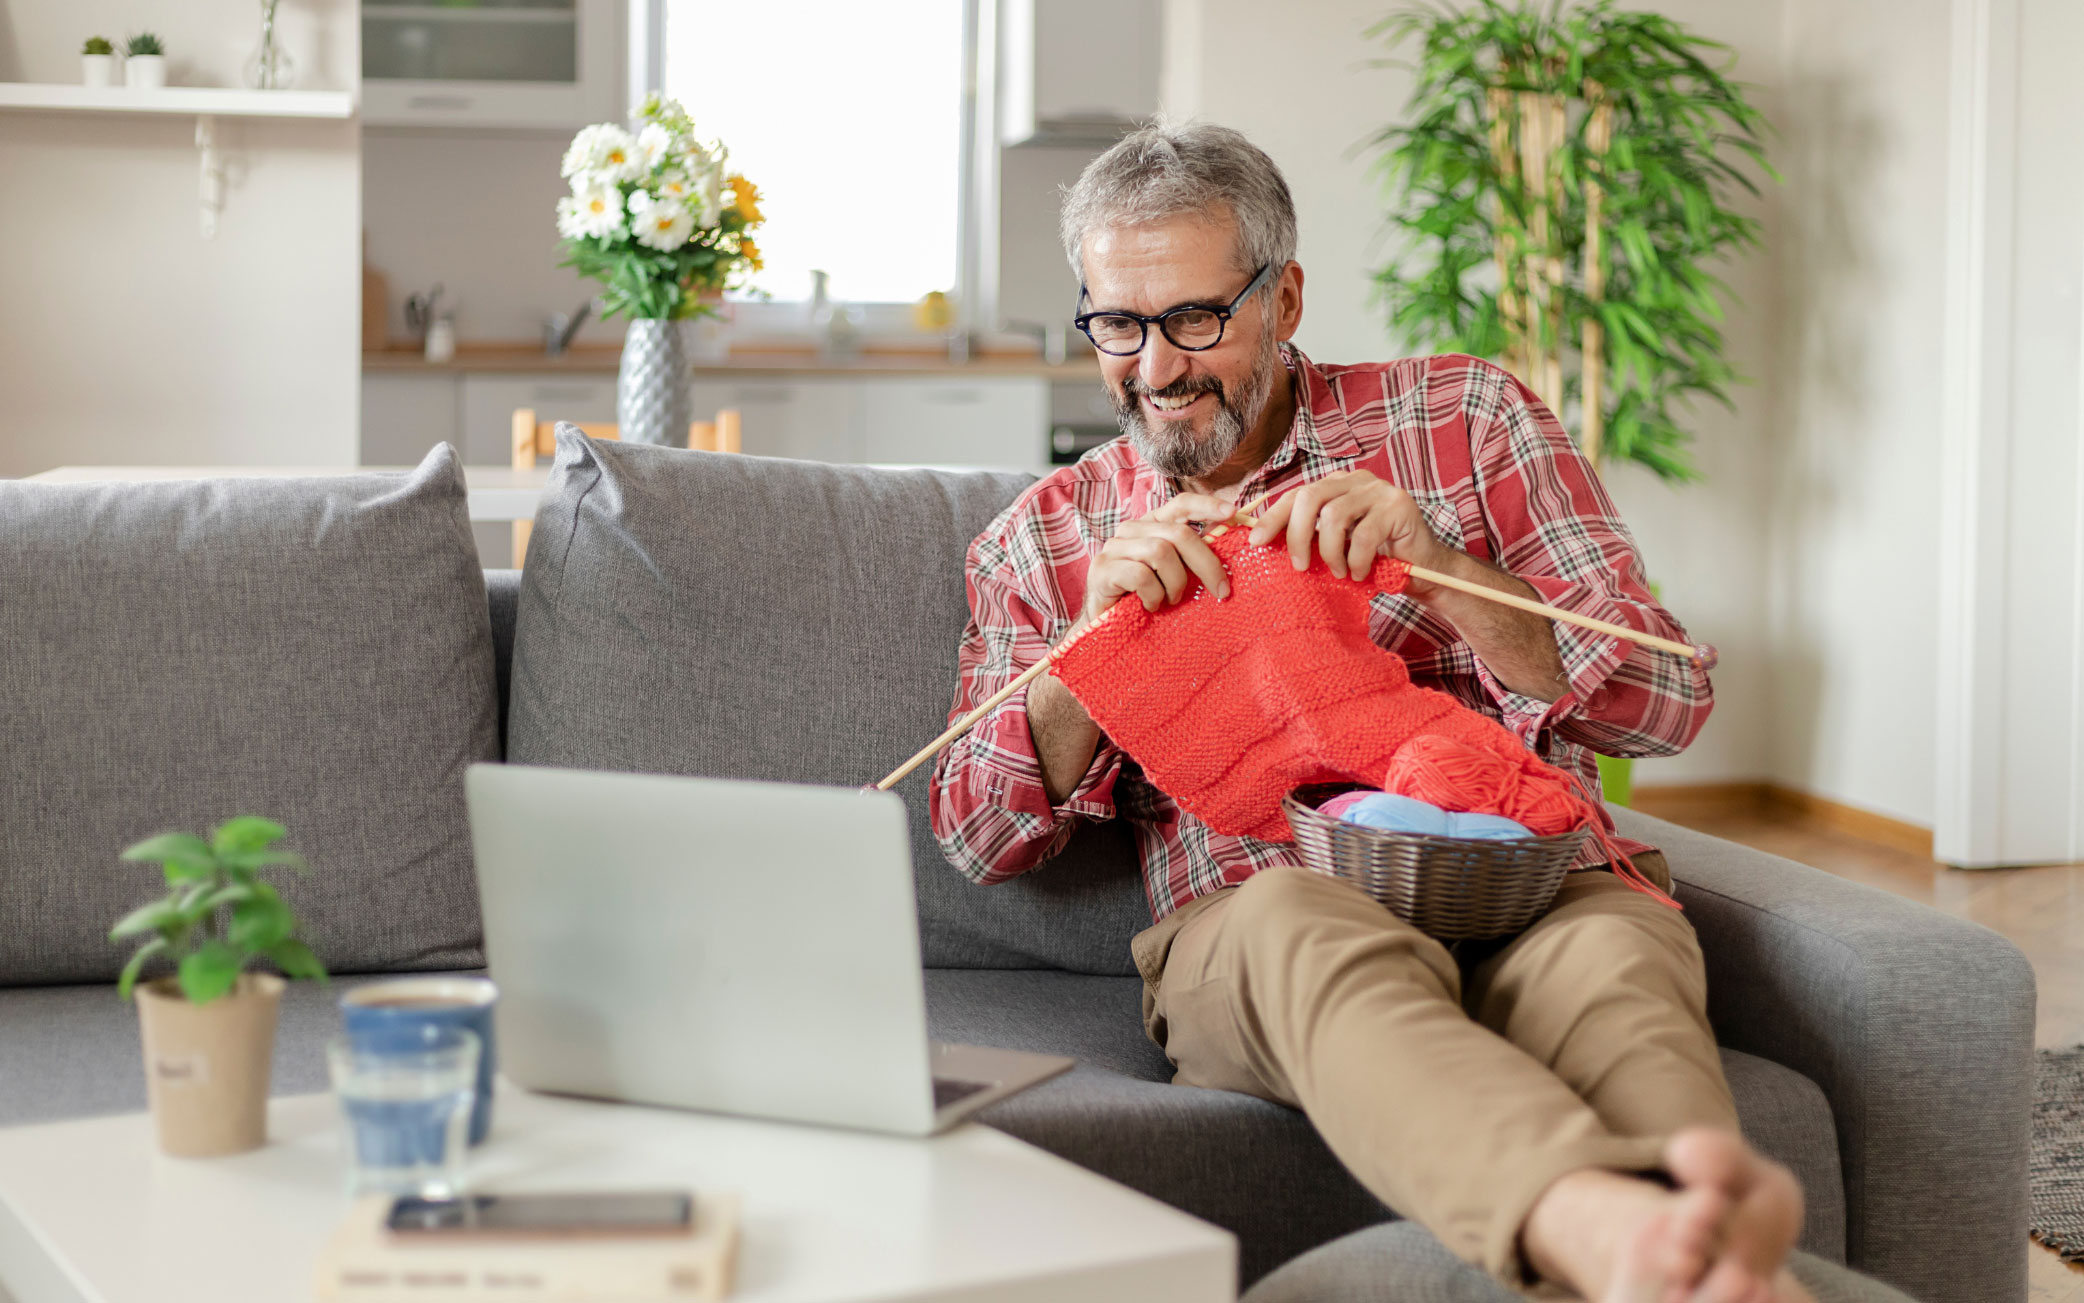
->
[0, 83, 355, 238]
[362, 344, 1102, 379]
[0, 83, 355, 119]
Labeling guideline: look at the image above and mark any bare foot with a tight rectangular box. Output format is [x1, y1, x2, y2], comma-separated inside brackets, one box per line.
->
[1664, 1128, 1813, 1303]
[1522, 1169, 1723, 1302]
[1522, 1128, 1814, 1303]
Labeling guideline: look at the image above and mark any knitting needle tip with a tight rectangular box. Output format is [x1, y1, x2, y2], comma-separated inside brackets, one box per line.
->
[1691, 644, 1719, 671]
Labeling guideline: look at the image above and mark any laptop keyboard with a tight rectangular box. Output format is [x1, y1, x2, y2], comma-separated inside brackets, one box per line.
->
[933, 1077, 992, 1110]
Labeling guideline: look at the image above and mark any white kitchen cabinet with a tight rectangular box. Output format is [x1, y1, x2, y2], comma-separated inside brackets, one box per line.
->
[362, 374, 462, 465]
[860, 377, 1048, 468]
[1000, 0, 1160, 146]
[692, 378, 864, 464]
[362, 0, 621, 129]
[460, 375, 618, 464]
[365, 370, 1049, 474]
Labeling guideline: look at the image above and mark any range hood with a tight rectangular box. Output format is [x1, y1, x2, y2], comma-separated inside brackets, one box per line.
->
[998, 0, 1160, 148]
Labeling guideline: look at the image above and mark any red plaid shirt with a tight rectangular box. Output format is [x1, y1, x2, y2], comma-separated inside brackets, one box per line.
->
[929, 348, 1711, 922]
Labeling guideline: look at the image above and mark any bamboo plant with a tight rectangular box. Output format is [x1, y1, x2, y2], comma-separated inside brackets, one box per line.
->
[1368, 0, 1773, 481]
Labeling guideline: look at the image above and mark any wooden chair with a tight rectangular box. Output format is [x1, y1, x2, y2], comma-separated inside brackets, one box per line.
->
[510, 407, 741, 561]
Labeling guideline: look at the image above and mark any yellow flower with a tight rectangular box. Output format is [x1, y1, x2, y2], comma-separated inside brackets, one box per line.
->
[726, 173, 764, 227]
[738, 237, 764, 272]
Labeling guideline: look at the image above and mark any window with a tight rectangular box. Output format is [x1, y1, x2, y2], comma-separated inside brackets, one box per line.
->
[662, 0, 965, 308]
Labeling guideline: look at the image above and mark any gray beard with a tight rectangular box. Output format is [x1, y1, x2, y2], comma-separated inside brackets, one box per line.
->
[1114, 337, 1281, 479]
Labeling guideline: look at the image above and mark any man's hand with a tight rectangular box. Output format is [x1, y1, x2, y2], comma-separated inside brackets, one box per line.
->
[1245, 470, 1454, 586]
[1248, 471, 1570, 700]
[1030, 493, 1240, 805]
[1081, 492, 1239, 624]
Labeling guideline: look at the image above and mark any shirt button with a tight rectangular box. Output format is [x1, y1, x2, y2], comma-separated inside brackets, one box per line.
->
[1586, 687, 1612, 711]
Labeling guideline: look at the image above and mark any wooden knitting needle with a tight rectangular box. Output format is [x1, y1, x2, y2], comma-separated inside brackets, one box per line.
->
[1220, 508, 1717, 669]
[875, 654, 1058, 791]
[1402, 564, 1716, 667]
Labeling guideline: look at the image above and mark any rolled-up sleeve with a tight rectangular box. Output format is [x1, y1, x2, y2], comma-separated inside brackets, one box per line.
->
[1462, 369, 1714, 758]
[929, 526, 1125, 885]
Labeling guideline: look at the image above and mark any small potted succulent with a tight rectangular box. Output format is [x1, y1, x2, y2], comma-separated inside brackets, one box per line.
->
[112, 817, 328, 1157]
[81, 36, 117, 88]
[122, 32, 166, 89]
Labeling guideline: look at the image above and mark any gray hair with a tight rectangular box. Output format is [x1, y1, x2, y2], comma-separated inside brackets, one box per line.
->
[1060, 120, 1298, 280]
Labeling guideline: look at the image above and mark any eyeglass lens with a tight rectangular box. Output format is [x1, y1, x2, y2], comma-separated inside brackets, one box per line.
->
[1085, 308, 1226, 355]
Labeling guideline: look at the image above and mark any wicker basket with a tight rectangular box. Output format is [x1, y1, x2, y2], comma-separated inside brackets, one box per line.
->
[1281, 786, 1585, 941]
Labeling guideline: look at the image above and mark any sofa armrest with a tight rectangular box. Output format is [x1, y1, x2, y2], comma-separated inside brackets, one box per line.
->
[1613, 807, 2035, 1303]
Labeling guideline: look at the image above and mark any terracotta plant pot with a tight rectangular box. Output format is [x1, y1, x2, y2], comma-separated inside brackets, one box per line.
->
[135, 972, 284, 1157]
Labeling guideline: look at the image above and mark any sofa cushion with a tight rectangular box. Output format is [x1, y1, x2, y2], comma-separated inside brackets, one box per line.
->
[0, 447, 497, 984]
[506, 433, 1150, 974]
[924, 969, 1848, 1284]
[0, 975, 390, 1128]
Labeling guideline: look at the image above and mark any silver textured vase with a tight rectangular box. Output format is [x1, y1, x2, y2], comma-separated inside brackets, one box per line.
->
[617, 318, 693, 448]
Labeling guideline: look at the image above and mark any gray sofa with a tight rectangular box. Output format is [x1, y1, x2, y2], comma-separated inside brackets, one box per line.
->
[0, 440, 2035, 1302]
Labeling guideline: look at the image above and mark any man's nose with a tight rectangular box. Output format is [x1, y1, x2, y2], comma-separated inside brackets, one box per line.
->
[1138, 334, 1191, 392]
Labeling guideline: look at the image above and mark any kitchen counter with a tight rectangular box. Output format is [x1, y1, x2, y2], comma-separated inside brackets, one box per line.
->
[364, 343, 1102, 380]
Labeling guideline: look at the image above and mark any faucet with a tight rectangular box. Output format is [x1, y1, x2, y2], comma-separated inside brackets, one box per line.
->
[543, 297, 597, 355]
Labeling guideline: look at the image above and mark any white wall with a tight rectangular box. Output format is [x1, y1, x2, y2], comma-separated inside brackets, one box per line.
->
[1160, 0, 1781, 788]
[362, 128, 627, 349]
[1767, 0, 1951, 826]
[0, 0, 360, 476]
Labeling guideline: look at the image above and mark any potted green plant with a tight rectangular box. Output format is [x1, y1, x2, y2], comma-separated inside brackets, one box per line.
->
[122, 32, 166, 89]
[81, 36, 117, 88]
[1368, 0, 1772, 801]
[112, 816, 328, 1157]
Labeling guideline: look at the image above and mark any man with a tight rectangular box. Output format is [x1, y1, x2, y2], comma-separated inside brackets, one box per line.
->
[930, 123, 1810, 1302]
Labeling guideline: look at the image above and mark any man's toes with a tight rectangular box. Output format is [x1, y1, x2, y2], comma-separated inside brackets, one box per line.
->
[1692, 1258, 1769, 1303]
[1660, 1187, 1726, 1283]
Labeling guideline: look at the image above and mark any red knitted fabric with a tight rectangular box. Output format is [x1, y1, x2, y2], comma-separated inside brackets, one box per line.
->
[1050, 529, 1674, 906]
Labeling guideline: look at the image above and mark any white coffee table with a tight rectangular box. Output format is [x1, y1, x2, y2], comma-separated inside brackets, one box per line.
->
[0, 1083, 1234, 1303]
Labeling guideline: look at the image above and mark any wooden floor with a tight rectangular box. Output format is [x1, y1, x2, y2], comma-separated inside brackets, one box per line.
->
[1645, 802, 2084, 1302]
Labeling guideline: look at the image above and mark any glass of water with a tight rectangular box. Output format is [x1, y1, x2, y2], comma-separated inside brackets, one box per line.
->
[326, 1026, 480, 1198]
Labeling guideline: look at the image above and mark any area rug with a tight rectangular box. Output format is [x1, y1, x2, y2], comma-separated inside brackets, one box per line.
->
[2034, 1045, 2084, 1262]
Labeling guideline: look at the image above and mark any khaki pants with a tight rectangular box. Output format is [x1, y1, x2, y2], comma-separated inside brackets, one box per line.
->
[1130, 855, 1738, 1285]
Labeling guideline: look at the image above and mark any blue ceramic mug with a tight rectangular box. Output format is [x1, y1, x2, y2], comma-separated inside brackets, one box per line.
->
[340, 977, 499, 1145]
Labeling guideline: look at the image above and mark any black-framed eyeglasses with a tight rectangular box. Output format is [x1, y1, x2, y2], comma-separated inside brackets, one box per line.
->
[1073, 262, 1278, 356]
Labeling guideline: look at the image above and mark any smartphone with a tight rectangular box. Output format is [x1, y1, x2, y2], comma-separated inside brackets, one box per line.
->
[385, 1191, 694, 1239]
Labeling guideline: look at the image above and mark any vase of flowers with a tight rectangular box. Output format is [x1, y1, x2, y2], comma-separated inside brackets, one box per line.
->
[244, 0, 296, 90]
[556, 94, 765, 447]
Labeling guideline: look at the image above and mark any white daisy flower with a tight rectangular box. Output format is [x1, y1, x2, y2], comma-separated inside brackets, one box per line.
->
[561, 123, 643, 183]
[694, 162, 724, 228]
[560, 179, 626, 240]
[655, 169, 694, 204]
[636, 123, 675, 172]
[628, 191, 694, 251]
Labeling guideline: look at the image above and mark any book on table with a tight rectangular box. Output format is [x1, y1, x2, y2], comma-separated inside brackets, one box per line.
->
[313, 1192, 739, 1301]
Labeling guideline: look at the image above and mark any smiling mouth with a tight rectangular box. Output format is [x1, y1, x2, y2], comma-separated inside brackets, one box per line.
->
[1143, 391, 1207, 415]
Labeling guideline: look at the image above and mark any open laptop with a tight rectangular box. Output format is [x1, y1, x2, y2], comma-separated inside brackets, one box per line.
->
[463, 764, 1071, 1135]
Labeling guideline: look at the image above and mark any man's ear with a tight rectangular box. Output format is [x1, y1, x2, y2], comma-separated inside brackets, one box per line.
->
[1275, 261, 1305, 342]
